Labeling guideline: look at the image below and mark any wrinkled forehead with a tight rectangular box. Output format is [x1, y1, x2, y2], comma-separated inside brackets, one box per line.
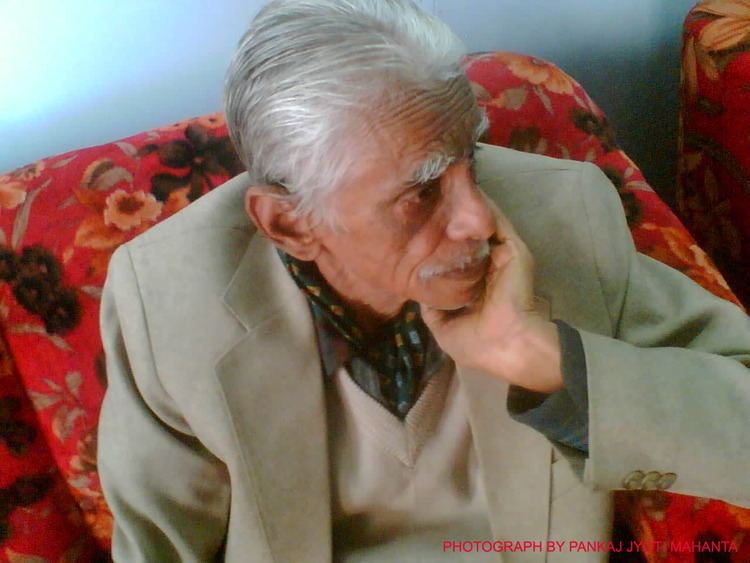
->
[360, 74, 482, 162]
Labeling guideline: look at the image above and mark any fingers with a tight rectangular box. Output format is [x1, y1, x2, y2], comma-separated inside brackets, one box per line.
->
[479, 190, 522, 244]
[490, 239, 515, 269]
[482, 196, 534, 275]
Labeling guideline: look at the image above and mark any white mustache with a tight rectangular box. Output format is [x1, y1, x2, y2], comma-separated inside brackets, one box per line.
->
[418, 240, 491, 281]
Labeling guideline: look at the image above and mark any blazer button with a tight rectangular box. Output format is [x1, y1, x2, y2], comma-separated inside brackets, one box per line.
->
[622, 470, 645, 490]
[642, 471, 662, 490]
[657, 472, 677, 490]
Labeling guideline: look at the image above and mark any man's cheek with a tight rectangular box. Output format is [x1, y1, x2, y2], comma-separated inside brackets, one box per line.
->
[399, 228, 447, 275]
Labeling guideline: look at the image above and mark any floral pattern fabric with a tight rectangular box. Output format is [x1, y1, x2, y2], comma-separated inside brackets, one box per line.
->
[0, 113, 242, 562]
[679, 0, 750, 308]
[0, 51, 744, 561]
[0, 330, 103, 562]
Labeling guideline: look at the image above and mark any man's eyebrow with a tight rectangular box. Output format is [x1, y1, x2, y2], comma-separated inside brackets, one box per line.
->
[404, 143, 481, 187]
[408, 153, 454, 186]
[384, 160, 444, 203]
[383, 145, 479, 205]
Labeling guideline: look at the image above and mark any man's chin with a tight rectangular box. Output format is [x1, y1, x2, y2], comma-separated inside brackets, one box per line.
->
[429, 301, 472, 312]
[417, 278, 485, 312]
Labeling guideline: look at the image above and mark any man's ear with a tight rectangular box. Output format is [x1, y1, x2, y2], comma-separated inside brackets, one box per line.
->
[244, 185, 321, 260]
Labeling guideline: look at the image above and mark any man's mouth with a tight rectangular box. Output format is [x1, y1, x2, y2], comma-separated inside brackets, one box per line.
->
[418, 240, 491, 281]
[439, 254, 489, 279]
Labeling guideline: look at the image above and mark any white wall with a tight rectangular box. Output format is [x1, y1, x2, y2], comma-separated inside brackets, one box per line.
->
[0, 0, 697, 203]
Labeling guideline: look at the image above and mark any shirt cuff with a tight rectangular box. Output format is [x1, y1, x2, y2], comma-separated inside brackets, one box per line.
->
[506, 319, 589, 453]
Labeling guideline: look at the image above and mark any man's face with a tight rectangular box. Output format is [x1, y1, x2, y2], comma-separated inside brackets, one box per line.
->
[309, 123, 496, 316]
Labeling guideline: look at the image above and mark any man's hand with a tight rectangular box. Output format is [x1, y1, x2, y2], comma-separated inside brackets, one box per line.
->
[421, 198, 564, 393]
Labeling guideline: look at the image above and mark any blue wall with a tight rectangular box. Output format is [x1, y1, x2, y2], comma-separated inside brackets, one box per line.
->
[0, 0, 696, 204]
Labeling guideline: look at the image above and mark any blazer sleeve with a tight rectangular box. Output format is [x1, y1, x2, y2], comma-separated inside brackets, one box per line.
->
[573, 162, 750, 507]
[97, 245, 230, 562]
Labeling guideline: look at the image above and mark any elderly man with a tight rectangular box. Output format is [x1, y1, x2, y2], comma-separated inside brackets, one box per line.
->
[97, 0, 750, 561]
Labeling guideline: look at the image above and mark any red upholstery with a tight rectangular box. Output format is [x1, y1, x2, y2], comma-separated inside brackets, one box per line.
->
[468, 52, 741, 307]
[678, 0, 750, 308]
[0, 114, 240, 561]
[0, 52, 744, 561]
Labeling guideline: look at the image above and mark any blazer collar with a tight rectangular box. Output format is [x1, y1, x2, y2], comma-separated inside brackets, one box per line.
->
[218, 234, 333, 563]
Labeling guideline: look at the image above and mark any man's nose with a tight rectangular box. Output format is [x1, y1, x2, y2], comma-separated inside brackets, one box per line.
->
[444, 173, 495, 242]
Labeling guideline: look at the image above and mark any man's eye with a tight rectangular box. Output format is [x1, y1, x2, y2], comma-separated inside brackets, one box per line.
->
[414, 182, 441, 204]
[398, 181, 441, 215]
[419, 182, 438, 197]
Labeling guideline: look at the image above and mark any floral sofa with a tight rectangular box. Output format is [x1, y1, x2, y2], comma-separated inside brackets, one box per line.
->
[678, 0, 750, 310]
[1, 52, 748, 562]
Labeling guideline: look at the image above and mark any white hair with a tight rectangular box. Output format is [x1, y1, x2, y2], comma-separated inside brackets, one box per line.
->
[224, 0, 487, 227]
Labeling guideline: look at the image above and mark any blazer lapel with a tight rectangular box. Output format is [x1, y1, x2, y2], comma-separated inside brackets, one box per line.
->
[212, 228, 555, 562]
[216, 234, 332, 563]
[458, 365, 552, 563]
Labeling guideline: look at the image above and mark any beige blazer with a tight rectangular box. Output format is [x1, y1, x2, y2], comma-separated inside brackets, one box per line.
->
[98, 145, 750, 562]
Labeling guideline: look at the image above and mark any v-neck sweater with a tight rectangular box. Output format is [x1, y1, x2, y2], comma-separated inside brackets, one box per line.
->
[325, 359, 499, 562]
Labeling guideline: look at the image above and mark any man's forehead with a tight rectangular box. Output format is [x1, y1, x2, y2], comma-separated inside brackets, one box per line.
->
[377, 77, 479, 143]
[361, 79, 481, 178]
